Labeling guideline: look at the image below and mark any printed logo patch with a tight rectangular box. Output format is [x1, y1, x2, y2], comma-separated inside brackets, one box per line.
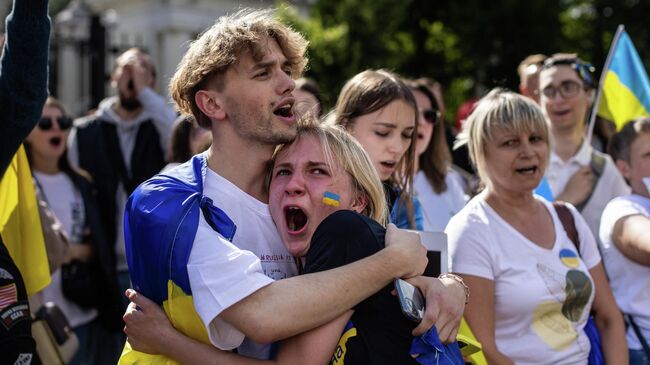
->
[14, 353, 33, 365]
[0, 283, 18, 311]
[1, 302, 29, 331]
[0, 268, 13, 280]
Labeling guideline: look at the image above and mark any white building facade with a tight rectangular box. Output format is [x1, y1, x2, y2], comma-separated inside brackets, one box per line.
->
[55, 0, 310, 116]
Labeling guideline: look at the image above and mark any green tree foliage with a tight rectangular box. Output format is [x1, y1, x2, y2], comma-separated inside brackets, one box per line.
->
[279, 0, 650, 121]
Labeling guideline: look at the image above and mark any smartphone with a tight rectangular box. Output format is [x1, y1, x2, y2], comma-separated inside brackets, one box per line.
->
[394, 278, 425, 322]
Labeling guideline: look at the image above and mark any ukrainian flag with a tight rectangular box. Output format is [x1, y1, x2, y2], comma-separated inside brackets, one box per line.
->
[597, 26, 650, 130]
[0, 146, 50, 295]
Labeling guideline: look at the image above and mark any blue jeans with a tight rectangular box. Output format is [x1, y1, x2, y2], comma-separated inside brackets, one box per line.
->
[630, 349, 650, 365]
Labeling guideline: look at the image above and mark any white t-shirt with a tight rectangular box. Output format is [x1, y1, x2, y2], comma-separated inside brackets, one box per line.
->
[188, 168, 298, 360]
[414, 170, 467, 232]
[447, 193, 600, 365]
[33, 171, 98, 328]
[599, 194, 650, 350]
[547, 142, 630, 240]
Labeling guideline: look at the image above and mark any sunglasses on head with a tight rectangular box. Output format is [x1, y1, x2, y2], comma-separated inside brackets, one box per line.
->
[38, 116, 73, 131]
[421, 108, 442, 124]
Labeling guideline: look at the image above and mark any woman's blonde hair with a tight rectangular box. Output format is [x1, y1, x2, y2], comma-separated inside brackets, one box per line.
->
[326, 69, 418, 228]
[271, 118, 388, 225]
[456, 88, 549, 185]
[169, 9, 309, 128]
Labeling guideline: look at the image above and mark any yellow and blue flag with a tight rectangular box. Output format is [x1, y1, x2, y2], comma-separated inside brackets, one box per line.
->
[0, 145, 50, 295]
[596, 26, 650, 130]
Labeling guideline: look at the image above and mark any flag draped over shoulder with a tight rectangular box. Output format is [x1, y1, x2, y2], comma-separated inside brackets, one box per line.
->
[596, 27, 650, 130]
[0, 145, 50, 295]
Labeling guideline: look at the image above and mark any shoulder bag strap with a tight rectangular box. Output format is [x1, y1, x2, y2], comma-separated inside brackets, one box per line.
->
[553, 201, 580, 251]
[626, 313, 650, 357]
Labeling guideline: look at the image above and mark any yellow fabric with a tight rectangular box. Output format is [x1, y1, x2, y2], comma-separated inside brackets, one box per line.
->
[331, 324, 357, 365]
[0, 146, 50, 294]
[598, 71, 650, 130]
[458, 317, 487, 365]
[119, 280, 211, 364]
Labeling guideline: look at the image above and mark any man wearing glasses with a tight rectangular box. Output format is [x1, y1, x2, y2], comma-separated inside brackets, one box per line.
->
[539, 53, 629, 238]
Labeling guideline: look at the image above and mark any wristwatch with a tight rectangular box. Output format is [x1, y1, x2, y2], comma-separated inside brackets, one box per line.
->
[439, 273, 470, 304]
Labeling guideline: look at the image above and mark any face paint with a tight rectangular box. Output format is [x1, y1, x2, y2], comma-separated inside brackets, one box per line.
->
[322, 191, 340, 207]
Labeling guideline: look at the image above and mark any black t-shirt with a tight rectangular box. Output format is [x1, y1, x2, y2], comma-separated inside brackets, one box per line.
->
[304, 210, 419, 365]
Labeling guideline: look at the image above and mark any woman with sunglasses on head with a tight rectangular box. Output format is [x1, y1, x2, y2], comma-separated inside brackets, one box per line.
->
[407, 79, 467, 232]
[25, 97, 123, 365]
[539, 54, 629, 239]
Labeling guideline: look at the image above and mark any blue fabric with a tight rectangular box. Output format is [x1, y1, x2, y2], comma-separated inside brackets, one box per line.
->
[124, 154, 236, 305]
[584, 315, 605, 365]
[409, 328, 464, 365]
[608, 32, 650, 113]
[630, 349, 650, 365]
[390, 194, 424, 230]
[534, 176, 554, 201]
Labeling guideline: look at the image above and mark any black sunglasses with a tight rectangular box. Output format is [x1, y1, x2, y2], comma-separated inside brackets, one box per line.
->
[421, 108, 442, 124]
[38, 116, 73, 131]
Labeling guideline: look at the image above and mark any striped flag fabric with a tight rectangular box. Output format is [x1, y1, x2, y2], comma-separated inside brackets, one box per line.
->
[594, 26, 650, 131]
[0, 283, 17, 311]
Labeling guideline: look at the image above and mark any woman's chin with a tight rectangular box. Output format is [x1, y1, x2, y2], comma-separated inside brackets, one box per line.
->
[285, 239, 310, 258]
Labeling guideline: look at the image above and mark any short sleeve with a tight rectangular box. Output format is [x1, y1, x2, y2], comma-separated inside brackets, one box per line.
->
[567, 203, 601, 269]
[599, 197, 646, 250]
[446, 212, 496, 280]
[304, 210, 384, 274]
[188, 214, 274, 350]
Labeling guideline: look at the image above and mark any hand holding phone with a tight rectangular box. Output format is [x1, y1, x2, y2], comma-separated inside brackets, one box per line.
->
[395, 279, 425, 322]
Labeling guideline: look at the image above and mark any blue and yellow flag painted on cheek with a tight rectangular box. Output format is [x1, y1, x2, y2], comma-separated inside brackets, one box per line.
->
[119, 155, 237, 365]
[597, 26, 650, 130]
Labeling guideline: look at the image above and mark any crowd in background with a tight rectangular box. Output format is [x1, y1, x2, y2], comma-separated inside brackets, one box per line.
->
[1, 1, 649, 365]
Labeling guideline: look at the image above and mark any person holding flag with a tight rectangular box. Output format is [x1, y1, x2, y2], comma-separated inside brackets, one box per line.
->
[538, 53, 630, 239]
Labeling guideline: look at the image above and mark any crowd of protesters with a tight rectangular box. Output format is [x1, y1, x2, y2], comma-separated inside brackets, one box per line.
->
[1, 1, 649, 365]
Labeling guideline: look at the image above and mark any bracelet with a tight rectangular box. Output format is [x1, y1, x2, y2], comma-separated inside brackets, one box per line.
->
[439, 273, 470, 304]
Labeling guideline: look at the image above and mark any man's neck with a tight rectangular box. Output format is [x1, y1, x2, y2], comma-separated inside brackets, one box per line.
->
[551, 124, 585, 162]
[206, 134, 275, 203]
[113, 103, 143, 121]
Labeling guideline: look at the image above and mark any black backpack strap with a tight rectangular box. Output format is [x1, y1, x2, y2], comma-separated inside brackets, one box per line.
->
[553, 202, 580, 251]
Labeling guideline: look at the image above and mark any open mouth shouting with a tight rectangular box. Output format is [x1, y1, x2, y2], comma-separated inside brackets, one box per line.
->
[273, 99, 296, 123]
[515, 165, 539, 175]
[49, 136, 63, 148]
[284, 205, 308, 235]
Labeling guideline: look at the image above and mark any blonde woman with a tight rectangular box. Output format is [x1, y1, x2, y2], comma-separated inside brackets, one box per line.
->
[448, 89, 626, 364]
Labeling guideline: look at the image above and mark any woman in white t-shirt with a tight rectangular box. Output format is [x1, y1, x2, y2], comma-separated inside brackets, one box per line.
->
[600, 117, 650, 365]
[447, 88, 626, 364]
[407, 79, 467, 232]
[25, 97, 123, 365]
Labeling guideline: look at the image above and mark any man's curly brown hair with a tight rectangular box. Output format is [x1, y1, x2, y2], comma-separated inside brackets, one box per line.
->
[169, 9, 309, 128]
